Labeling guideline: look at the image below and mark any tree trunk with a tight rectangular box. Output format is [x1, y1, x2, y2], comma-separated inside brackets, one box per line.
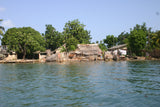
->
[23, 49, 26, 59]
[23, 52, 26, 59]
[22, 45, 26, 59]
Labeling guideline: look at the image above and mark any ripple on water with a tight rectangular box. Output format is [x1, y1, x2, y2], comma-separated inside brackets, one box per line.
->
[0, 61, 160, 107]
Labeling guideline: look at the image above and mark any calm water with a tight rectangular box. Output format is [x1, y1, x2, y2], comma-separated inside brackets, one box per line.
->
[0, 61, 160, 107]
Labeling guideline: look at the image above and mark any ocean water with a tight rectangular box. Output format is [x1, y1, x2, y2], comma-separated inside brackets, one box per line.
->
[0, 61, 160, 107]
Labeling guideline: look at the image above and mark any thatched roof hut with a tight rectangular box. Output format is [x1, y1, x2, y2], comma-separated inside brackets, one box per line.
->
[75, 44, 102, 56]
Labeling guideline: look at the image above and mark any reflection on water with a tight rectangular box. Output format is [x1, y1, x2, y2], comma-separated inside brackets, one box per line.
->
[0, 61, 160, 107]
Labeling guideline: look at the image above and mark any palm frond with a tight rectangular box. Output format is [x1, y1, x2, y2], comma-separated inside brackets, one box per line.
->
[0, 26, 5, 31]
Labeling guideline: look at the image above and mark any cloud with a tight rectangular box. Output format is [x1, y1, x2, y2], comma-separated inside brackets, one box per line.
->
[0, 7, 6, 12]
[1, 20, 15, 28]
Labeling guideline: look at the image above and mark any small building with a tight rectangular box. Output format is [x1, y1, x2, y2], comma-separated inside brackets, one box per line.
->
[0, 45, 17, 60]
[4, 51, 17, 60]
[108, 44, 127, 56]
[34, 49, 52, 60]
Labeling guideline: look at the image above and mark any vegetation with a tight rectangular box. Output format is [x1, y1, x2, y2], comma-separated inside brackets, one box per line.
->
[127, 24, 147, 56]
[149, 31, 160, 49]
[117, 31, 129, 45]
[100, 23, 160, 57]
[0, 19, 5, 39]
[98, 41, 107, 52]
[63, 19, 91, 51]
[103, 35, 118, 48]
[2, 27, 45, 59]
[44, 25, 64, 51]
[1, 18, 160, 59]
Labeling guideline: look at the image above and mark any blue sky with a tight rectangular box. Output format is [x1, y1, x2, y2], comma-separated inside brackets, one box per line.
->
[0, 0, 160, 43]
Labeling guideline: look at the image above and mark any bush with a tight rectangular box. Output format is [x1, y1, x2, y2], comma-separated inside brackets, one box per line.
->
[66, 37, 79, 51]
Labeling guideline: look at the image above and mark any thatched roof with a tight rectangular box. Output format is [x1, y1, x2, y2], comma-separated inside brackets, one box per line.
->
[46, 54, 57, 62]
[108, 44, 127, 50]
[75, 44, 102, 55]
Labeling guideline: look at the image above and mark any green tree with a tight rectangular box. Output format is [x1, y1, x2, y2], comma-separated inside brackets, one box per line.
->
[117, 31, 129, 45]
[98, 41, 107, 52]
[104, 35, 118, 48]
[2, 27, 45, 59]
[63, 19, 91, 51]
[66, 37, 79, 51]
[150, 31, 160, 49]
[128, 24, 147, 56]
[0, 19, 5, 40]
[44, 25, 64, 51]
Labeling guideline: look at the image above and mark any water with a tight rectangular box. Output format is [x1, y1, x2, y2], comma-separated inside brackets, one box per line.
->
[0, 61, 160, 107]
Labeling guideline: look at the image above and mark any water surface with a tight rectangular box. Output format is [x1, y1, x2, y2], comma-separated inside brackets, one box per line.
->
[0, 61, 160, 107]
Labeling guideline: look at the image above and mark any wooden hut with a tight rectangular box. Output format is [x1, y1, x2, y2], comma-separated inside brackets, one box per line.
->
[108, 44, 127, 55]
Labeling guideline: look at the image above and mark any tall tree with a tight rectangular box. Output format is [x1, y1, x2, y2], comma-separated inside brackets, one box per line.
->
[63, 19, 91, 51]
[117, 31, 129, 45]
[128, 24, 147, 56]
[150, 30, 160, 49]
[104, 35, 118, 48]
[0, 19, 5, 40]
[2, 27, 45, 59]
[44, 25, 64, 51]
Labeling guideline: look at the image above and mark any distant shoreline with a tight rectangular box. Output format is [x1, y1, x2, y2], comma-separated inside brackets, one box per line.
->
[0, 57, 159, 64]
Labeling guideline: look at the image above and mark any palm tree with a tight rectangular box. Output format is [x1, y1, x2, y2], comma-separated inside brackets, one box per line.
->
[151, 31, 160, 48]
[0, 19, 5, 40]
[0, 19, 5, 35]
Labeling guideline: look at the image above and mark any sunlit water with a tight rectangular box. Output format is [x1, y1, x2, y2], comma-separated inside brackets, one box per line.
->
[0, 61, 160, 107]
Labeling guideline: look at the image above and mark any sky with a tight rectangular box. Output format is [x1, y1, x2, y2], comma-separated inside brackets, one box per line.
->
[0, 0, 160, 43]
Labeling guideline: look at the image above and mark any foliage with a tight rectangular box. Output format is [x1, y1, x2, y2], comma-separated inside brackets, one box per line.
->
[0, 19, 5, 39]
[128, 24, 147, 56]
[66, 37, 79, 51]
[117, 31, 129, 45]
[2, 27, 45, 59]
[98, 41, 107, 52]
[60, 46, 67, 52]
[150, 31, 160, 49]
[63, 19, 91, 51]
[44, 25, 64, 51]
[103, 35, 118, 48]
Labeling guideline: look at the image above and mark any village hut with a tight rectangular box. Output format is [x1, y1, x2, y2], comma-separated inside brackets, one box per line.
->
[108, 44, 127, 55]
[106, 44, 127, 61]
[33, 49, 52, 60]
[74, 44, 102, 61]
[0, 45, 17, 60]
[46, 44, 103, 62]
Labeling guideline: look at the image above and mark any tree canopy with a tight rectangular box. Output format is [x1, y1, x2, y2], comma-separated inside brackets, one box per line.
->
[149, 31, 160, 49]
[0, 19, 5, 39]
[1, 19, 160, 59]
[98, 40, 107, 52]
[104, 35, 118, 48]
[2, 27, 45, 59]
[117, 31, 129, 45]
[44, 25, 64, 51]
[63, 19, 91, 51]
[127, 23, 147, 56]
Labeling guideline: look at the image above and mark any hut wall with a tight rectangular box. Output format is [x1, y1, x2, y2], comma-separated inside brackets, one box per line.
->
[39, 54, 47, 60]
[4, 54, 17, 60]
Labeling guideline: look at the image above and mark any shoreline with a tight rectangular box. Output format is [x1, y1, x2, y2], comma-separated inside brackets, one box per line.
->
[0, 59, 40, 64]
[0, 57, 159, 64]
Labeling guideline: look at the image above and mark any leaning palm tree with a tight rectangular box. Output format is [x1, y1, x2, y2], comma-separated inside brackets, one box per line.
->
[0, 19, 5, 40]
